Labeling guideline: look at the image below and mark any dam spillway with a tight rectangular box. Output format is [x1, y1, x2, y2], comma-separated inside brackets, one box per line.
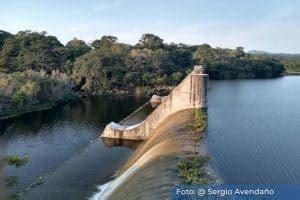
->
[100, 65, 208, 140]
[94, 109, 200, 200]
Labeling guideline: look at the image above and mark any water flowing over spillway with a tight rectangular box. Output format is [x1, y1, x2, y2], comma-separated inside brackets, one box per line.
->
[93, 109, 198, 200]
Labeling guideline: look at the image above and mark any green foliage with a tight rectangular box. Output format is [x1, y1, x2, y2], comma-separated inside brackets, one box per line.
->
[249, 51, 300, 72]
[191, 109, 207, 133]
[177, 156, 212, 184]
[0, 70, 77, 118]
[91, 35, 118, 49]
[72, 46, 128, 92]
[0, 29, 286, 98]
[189, 109, 207, 139]
[0, 30, 13, 50]
[12, 91, 27, 106]
[193, 45, 285, 79]
[3, 156, 29, 167]
[0, 30, 66, 73]
[137, 33, 164, 49]
[66, 38, 91, 62]
[2, 155, 29, 199]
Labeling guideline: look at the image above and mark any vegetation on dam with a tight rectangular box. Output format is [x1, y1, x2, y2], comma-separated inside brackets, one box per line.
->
[177, 156, 212, 184]
[177, 109, 213, 184]
[188, 108, 207, 141]
[100, 109, 211, 199]
[0, 30, 285, 119]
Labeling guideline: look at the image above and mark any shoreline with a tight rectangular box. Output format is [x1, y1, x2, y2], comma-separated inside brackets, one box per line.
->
[286, 71, 300, 75]
[0, 95, 81, 121]
[0, 102, 60, 121]
[0, 92, 156, 121]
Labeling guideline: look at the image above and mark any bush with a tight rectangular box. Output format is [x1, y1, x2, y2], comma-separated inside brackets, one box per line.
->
[188, 109, 207, 139]
[12, 91, 27, 106]
[0, 70, 78, 118]
[177, 156, 212, 184]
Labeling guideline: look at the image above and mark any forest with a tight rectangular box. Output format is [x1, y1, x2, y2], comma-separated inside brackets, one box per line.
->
[249, 50, 300, 73]
[0, 30, 285, 118]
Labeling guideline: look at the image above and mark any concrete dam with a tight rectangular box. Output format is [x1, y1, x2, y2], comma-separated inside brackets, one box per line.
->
[94, 66, 209, 200]
[101, 65, 208, 140]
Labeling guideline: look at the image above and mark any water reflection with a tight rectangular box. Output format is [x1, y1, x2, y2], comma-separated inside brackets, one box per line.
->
[0, 95, 151, 199]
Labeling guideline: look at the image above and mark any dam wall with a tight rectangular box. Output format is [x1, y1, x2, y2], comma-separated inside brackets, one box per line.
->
[101, 66, 208, 140]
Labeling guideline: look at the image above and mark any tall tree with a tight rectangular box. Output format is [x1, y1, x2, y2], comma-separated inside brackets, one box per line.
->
[91, 35, 118, 49]
[0, 30, 12, 50]
[66, 38, 91, 61]
[137, 34, 164, 50]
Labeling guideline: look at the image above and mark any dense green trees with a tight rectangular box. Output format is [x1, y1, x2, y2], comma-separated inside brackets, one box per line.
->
[0, 30, 286, 118]
[72, 45, 128, 92]
[0, 70, 76, 118]
[137, 34, 164, 49]
[72, 34, 194, 94]
[249, 51, 300, 73]
[91, 35, 118, 49]
[0, 31, 66, 73]
[193, 44, 284, 79]
[0, 30, 13, 50]
[65, 38, 91, 61]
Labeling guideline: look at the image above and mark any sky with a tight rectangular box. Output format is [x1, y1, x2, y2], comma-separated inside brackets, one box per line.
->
[1, 0, 300, 53]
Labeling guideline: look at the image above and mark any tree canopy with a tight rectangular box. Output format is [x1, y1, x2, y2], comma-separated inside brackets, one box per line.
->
[193, 45, 284, 79]
[0, 31, 66, 73]
[0, 30, 286, 118]
[0, 30, 285, 95]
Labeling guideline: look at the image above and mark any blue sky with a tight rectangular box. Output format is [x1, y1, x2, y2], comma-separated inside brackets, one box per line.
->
[1, 0, 299, 53]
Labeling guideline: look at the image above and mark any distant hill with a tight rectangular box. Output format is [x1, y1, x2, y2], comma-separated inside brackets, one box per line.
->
[249, 50, 300, 72]
[248, 50, 270, 55]
[248, 50, 300, 57]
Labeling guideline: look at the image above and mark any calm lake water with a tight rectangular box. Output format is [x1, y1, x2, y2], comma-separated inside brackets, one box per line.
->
[206, 76, 300, 184]
[0, 96, 150, 200]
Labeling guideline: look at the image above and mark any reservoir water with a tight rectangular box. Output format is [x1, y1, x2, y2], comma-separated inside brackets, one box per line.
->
[0, 96, 150, 199]
[1, 76, 300, 199]
[206, 76, 300, 184]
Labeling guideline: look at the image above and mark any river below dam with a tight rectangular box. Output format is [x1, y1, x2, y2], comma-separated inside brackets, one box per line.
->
[1, 76, 300, 199]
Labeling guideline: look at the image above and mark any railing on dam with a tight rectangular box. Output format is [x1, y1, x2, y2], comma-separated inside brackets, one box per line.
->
[100, 65, 208, 140]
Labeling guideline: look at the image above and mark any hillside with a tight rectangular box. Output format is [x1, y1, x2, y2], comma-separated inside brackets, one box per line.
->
[249, 50, 300, 72]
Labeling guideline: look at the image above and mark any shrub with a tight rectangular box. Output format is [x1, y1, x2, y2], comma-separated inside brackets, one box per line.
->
[177, 156, 212, 184]
[12, 90, 27, 106]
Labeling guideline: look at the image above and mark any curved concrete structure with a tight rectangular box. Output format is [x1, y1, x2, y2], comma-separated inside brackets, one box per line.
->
[101, 66, 208, 140]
